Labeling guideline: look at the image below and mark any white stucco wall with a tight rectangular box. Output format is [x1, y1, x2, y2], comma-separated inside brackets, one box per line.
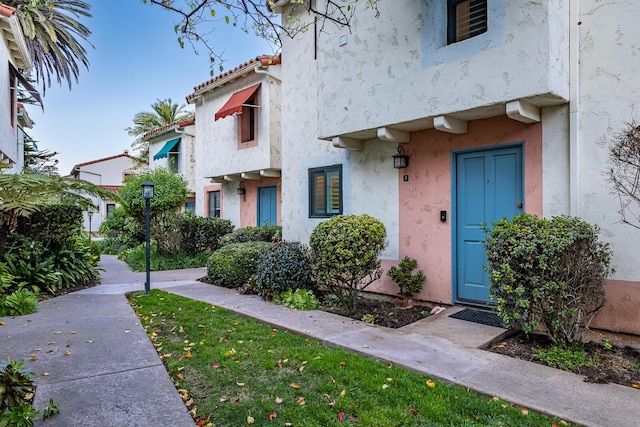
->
[148, 126, 197, 192]
[75, 155, 136, 232]
[0, 41, 17, 164]
[193, 68, 282, 225]
[280, 3, 399, 258]
[314, 0, 570, 139]
[576, 0, 640, 281]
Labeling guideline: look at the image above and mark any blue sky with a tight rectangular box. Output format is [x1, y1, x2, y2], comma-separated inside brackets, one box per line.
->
[27, 0, 276, 175]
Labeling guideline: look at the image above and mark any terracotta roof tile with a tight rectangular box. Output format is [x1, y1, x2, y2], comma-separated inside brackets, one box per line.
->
[186, 54, 281, 103]
[0, 3, 16, 18]
[142, 117, 195, 140]
[99, 185, 122, 192]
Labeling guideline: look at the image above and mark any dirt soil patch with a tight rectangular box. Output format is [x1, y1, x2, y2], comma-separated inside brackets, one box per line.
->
[317, 293, 432, 329]
[488, 331, 640, 390]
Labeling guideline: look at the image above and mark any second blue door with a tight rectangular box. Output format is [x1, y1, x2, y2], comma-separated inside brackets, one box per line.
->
[455, 146, 523, 303]
[258, 186, 277, 226]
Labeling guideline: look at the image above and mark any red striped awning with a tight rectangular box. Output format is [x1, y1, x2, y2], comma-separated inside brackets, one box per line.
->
[214, 83, 260, 121]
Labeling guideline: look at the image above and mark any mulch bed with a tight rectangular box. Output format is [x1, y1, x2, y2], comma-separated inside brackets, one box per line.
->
[487, 331, 640, 389]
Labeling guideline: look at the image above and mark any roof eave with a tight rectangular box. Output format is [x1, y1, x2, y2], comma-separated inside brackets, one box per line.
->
[0, 8, 32, 68]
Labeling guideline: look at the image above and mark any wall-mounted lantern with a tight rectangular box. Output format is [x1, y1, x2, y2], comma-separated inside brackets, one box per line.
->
[392, 145, 409, 169]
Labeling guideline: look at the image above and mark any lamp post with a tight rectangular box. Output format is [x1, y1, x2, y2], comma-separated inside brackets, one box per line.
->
[87, 210, 93, 241]
[141, 181, 155, 295]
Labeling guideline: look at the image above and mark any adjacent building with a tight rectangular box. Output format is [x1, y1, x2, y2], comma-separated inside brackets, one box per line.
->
[186, 55, 282, 227]
[69, 151, 137, 233]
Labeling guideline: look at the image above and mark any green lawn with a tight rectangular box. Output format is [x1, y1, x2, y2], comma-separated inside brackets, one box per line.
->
[130, 290, 570, 427]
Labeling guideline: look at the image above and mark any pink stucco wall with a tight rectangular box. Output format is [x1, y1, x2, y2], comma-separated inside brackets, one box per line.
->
[592, 279, 640, 334]
[392, 116, 544, 304]
[239, 177, 282, 227]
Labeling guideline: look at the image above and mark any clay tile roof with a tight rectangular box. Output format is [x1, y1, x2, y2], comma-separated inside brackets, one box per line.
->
[186, 54, 281, 103]
[99, 185, 123, 193]
[141, 117, 196, 140]
[0, 3, 16, 18]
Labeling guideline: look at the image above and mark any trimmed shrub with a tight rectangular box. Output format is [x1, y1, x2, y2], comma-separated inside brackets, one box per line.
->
[220, 225, 281, 246]
[206, 241, 273, 288]
[309, 214, 387, 314]
[180, 214, 234, 256]
[484, 213, 612, 345]
[254, 241, 314, 299]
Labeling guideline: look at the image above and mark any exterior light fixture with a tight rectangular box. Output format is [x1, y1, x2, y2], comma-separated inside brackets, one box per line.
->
[236, 183, 246, 196]
[392, 145, 409, 169]
[141, 181, 155, 295]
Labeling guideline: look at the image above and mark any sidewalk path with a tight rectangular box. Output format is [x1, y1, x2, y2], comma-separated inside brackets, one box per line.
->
[1, 255, 638, 426]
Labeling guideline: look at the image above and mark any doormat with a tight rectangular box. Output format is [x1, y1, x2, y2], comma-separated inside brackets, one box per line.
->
[449, 308, 506, 328]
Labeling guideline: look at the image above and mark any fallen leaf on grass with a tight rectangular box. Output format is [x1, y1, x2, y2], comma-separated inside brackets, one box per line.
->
[185, 398, 194, 407]
[177, 374, 184, 380]
[339, 361, 346, 366]
[382, 384, 389, 390]
[290, 383, 300, 389]
[237, 382, 245, 387]
[247, 416, 255, 424]
[275, 397, 283, 404]
[296, 397, 305, 405]
[521, 407, 528, 415]
[426, 380, 436, 388]
[211, 363, 220, 369]
[268, 412, 277, 420]
[339, 389, 346, 396]
[179, 326, 185, 333]
[337, 412, 345, 422]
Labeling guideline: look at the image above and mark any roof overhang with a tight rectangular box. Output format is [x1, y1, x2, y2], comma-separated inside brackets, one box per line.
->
[0, 4, 32, 69]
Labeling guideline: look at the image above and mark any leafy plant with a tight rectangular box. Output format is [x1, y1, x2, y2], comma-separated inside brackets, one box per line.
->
[322, 293, 341, 307]
[254, 241, 314, 299]
[387, 256, 425, 298]
[179, 213, 234, 256]
[533, 343, 598, 372]
[220, 225, 281, 246]
[206, 242, 273, 288]
[361, 313, 375, 324]
[272, 289, 319, 310]
[0, 360, 58, 426]
[2, 289, 39, 316]
[118, 168, 188, 220]
[484, 213, 612, 345]
[309, 214, 387, 314]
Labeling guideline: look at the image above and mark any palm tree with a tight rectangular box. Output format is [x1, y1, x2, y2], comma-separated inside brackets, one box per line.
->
[8, 0, 92, 94]
[126, 98, 195, 167]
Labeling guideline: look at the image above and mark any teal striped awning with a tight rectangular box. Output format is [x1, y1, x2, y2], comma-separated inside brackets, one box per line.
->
[153, 137, 181, 160]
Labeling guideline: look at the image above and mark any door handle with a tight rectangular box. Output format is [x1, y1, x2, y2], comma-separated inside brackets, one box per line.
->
[517, 203, 522, 209]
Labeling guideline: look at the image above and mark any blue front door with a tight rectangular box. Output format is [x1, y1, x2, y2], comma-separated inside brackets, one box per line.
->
[258, 186, 277, 226]
[455, 146, 523, 303]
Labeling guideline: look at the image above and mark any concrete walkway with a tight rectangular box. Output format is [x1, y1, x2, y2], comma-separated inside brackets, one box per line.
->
[1, 255, 638, 426]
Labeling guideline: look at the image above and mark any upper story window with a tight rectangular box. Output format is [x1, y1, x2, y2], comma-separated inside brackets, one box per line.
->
[447, 0, 487, 44]
[239, 93, 258, 144]
[309, 165, 342, 218]
[168, 150, 179, 174]
[214, 83, 261, 149]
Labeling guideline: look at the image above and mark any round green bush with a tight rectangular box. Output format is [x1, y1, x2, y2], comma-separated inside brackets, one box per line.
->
[309, 214, 387, 313]
[254, 241, 314, 298]
[484, 213, 612, 345]
[206, 242, 273, 288]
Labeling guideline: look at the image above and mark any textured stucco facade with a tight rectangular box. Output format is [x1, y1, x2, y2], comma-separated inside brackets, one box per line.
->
[147, 120, 197, 194]
[189, 59, 282, 227]
[275, 0, 640, 334]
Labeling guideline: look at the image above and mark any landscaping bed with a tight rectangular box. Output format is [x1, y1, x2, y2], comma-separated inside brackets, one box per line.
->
[487, 331, 640, 390]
